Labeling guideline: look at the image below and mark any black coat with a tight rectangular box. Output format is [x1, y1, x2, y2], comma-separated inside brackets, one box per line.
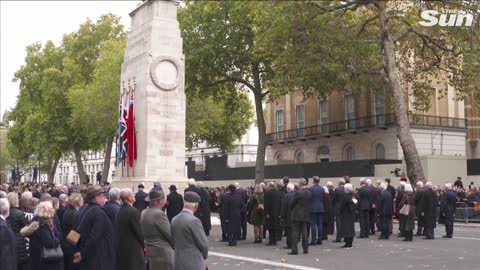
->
[61, 206, 78, 256]
[378, 190, 394, 216]
[340, 193, 356, 238]
[358, 185, 373, 211]
[439, 190, 457, 225]
[30, 217, 62, 270]
[400, 192, 416, 231]
[115, 204, 145, 270]
[166, 191, 183, 222]
[103, 201, 121, 226]
[323, 192, 334, 234]
[422, 188, 437, 228]
[291, 188, 312, 222]
[280, 191, 295, 227]
[264, 189, 283, 230]
[223, 191, 243, 234]
[56, 205, 66, 223]
[74, 203, 115, 270]
[6, 207, 28, 264]
[386, 185, 396, 201]
[414, 188, 426, 225]
[237, 188, 248, 213]
[185, 186, 203, 219]
[332, 186, 345, 216]
[133, 191, 149, 212]
[197, 188, 212, 232]
[0, 217, 17, 270]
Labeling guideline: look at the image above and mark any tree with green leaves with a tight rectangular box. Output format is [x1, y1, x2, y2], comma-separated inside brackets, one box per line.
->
[259, 0, 480, 182]
[180, 1, 276, 183]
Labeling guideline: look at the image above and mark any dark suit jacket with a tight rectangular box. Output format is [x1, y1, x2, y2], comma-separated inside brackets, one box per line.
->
[309, 184, 325, 213]
[133, 191, 149, 212]
[103, 201, 121, 226]
[378, 190, 394, 216]
[358, 185, 372, 211]
[439, 190, 457, 225]
[237, 188, 248, 213]
[264, 189, 283, 229]
[115, 204, 145, 270]
[30, 217, 62, 270]
[0, 217, 17, 270]
[166, 191, 183, 222]
[61, 206, 78, 256]
[291, 188, 312, 222]
[332, 186, 345, 216]
[224, 191, 243, 234]
[422, 188, 437, 228]
[387, 184, 396, 201]
[280, 191, 295, 227]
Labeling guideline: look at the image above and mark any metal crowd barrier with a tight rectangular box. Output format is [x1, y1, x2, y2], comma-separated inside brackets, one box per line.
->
[436, 202, 480, 224]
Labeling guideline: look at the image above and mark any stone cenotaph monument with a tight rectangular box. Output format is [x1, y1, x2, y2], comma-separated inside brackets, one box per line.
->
[113, 0, 187, 191]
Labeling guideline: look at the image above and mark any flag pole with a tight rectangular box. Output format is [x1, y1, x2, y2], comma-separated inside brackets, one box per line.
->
[126, 79, 131, 178]
[132, 77, 136, 177]
[120, 81, 125, 178]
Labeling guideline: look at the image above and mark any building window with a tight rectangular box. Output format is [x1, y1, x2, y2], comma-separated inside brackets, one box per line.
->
[276, 110, 284, 140]
[345, 95, 355, 129]
[317, 146, 330, 163]
[344, 145, 355, 161]
[374, 90, 385, 125]
[295, 150, 304, 164]
[375, 143, 386, 160]
[319, 99, 329, 133]
[296, 104, 305, 136]
[274, 152, 283, 161]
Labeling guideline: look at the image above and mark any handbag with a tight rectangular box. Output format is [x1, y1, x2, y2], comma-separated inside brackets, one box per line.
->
[67, 207, 93, 246]
[41, 222, 63, 262]
[399, 204, 410, 216]
[255, 195, 265, 215]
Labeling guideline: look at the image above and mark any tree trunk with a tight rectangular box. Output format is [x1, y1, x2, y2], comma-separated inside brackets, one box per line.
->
[252, 64, 267, 184]
[377, 1, 425, 183]
[101, 136, 114, 183]
[74, 143, 88, 184]
[48, 158, 60, 183]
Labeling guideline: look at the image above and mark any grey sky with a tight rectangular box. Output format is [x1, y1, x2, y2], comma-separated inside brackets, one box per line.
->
[0, 0, 138, 117]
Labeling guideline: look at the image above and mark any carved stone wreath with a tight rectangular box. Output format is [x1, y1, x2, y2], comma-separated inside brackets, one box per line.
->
[149, 56, 181, 91]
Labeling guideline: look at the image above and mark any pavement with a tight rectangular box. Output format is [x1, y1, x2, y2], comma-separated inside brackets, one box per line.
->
[206, 216, 480, 270]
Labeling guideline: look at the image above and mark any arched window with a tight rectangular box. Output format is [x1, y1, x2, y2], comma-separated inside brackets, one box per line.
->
[317, 146, 330, 163]
[375, 143, 386, 160]
[344, 145, 355, 161]
[295, 149, 304, 164]
[274, 152, 283, 161]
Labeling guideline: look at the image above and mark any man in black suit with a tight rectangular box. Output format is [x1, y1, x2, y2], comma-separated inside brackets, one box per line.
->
[223, 185, 244, 246]
[0, 198, 16, 270]
[377, 183, 393, 239]
[422, 182, 437, 240]
[133, 184, 148, 212]
[281, 183, 295, 249]
[165, 185, 183, 222]
[234, 182, 249, 240]
[332, 178, 346, 242]
[218, 188, 229, 242]
[103, 188, 121, 226]
[115, 189, 145, 270]
[439, 183, 457, 238]
[414, 181, 426, 236]
[357, 179, 372, 238]
[264, 182, 283, 246]
[385, 178, 396, 201]
[289, 179, 312, 255]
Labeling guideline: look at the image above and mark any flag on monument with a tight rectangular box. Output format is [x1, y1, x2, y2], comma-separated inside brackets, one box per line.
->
[127, 87, 137, 167]
[121, 92, 129, 165]
[115, 93, 124, 166]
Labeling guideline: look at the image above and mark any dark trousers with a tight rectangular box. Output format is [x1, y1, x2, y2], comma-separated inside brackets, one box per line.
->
[380, 215, 392, 238]
[228, 232, 239, 246]
[359, 210, 370, 237]
[309, 212, 323, 242]
[398, 215, 406, 236]
[369, 209, 376, 234]
[220, 213, 227, 240]
[240, 212, 247, 240]
[284, 227, 292, 248]
[335, 215, 342, 241]
[268, 225, 280, 244]
[404, 230, 413, 241]
[344, 237, 353, 247]
[292, 221, 309, 254]
[445, 224, 454, 237]
[424, 226, 434, 239]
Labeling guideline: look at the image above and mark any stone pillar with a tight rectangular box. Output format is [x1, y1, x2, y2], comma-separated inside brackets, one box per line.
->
[113, 0, 187, 192]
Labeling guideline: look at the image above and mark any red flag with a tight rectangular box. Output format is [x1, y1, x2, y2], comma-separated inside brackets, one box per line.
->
[127, 90, 137, 167]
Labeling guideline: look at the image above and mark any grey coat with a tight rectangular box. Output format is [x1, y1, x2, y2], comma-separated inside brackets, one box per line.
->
[171, 209, 208, 270]
[141, 207, 174, 270]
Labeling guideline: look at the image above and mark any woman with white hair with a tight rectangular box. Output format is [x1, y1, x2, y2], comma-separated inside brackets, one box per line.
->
[399, 184, 415, 241]
[339, 184, 356, 248]
[30, 201, 63, 270]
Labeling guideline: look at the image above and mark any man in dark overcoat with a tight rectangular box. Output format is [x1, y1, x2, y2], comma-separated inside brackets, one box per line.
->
[395, 182, 406, 237]
[377, 183, 393, 239]
[422, 182, 437, 239]
[414, 181, 426, 236]
[332, 178, 346, 242]
[309, 176, 325, 245]
[280, 183, 295, 249]
[165, 185, 183, 222]
[357, 179, 372, 238]
[196, 182, 212, 236]
[217, 189, 229, 241]
[0, 198, 17, 270]
[223, 184, 244, 246]
[115, 189, 145, 270]
[234, 182, 249, 240]
[73, 186, 115, 270]
[103, 187, 121, 226]
[290, 179, 312, 255]
[264, 182, 283, 246]
[133, 184, 148, 212]
[439, 183, 457, 238]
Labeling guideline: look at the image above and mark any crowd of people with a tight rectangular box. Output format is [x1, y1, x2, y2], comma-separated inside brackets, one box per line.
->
[0, 176, 478, 269]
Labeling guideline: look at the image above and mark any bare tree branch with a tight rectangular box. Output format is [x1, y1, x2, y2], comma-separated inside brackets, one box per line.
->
[357, 15, 379, 38]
